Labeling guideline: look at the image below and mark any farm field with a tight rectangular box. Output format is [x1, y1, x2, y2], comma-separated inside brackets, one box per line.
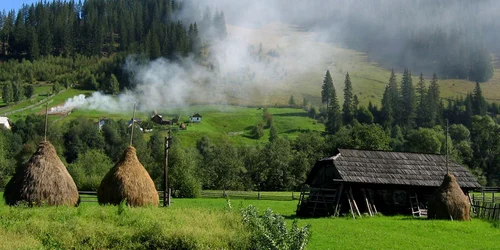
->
[0, 193, 499, 250]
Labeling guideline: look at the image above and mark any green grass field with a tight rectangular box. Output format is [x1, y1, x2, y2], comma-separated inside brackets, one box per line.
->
[0, 192, 499, 250]
[67, 105, 323, 147]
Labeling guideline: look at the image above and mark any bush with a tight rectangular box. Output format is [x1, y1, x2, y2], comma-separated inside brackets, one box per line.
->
[250, 122, 265, 139]
[68, 149, 113, 190]
[241, 205, 311, 250]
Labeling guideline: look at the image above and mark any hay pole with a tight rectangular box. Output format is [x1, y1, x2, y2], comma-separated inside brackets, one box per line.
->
[129, 103, 137, 146]
[44, 103, 48, 142]
[163, 128, 172, 207]
[446, 119, 449, 174]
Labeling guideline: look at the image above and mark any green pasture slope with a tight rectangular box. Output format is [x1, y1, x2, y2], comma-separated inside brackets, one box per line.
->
[0, 192, 499, 249]
[59, 104, 323, 147]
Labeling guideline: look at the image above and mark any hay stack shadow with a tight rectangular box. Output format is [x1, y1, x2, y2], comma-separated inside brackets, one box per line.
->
[428, 173, 471, 221]
[98, 146, 159, 206]
[4, 141, 79, 206]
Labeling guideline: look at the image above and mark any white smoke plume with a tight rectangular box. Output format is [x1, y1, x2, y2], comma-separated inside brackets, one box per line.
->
[53, 0, 500, 114]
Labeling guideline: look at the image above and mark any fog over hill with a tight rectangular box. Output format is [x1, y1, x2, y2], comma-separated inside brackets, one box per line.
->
[61, 0, 500, 113]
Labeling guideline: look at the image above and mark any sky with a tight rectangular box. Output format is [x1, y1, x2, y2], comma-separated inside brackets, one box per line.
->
[1, 0, 42, 12]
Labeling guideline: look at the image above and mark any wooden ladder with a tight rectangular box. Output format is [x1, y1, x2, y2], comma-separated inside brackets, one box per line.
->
[409, 193, 424, 217]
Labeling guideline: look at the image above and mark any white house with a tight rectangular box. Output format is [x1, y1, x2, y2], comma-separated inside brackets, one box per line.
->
[190, 113, 202, 123]
[0, 117, 11, 130]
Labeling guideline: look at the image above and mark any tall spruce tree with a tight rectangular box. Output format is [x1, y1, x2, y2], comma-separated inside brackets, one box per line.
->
[400, 69, 416, 128]
[342, 72, 355, 125]
[325, 81, 342, 134]
[415, 73, 428, 127]
[381, 70, 399, 128]
[388, 69, 400, 124]
[321, 70, 334, 110]
[427, 73, 440, 127]
[473, 82, 487, 116]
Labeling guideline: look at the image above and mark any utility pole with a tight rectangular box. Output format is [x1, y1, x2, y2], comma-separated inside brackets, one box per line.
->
[44, 103, 48, 142]
[164, 128, 172, 207]
[446, 119, 449, 175]
[129, 103, 137, 146]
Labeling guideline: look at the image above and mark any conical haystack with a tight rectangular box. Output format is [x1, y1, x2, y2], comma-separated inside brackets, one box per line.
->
[428, 173, 471, 220]
[4, 141, 79, 206]
[98, 146, 159, 206]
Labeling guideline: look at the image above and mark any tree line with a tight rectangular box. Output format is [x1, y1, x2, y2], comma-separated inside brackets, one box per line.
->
[317, 69, 498, 185]
[1, 69, 499, 194]
[0, 115, 328, 196]
[0, 0, 228, 60]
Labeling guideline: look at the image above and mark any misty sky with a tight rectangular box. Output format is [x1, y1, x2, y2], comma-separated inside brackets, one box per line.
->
[1, 0, 40, 12]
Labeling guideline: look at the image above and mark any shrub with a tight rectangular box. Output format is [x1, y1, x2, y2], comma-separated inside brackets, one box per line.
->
[241, 205, 311, 250]
[250, 122, 265, 139]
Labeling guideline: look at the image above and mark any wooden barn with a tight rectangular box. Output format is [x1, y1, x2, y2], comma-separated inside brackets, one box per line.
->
[296, 149, 481, 218]
[151, 114, 171, 125]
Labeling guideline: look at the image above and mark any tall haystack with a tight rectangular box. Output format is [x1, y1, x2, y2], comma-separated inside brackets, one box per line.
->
[4, 141, 79, 206]
[428, 173, 471, 220]
[97, 146, 159, 206]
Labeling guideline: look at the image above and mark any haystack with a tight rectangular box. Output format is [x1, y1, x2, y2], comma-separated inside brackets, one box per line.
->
[428, 173, 471, 220]
[97, 146, 159, 206]
[4, 141, 79, 206]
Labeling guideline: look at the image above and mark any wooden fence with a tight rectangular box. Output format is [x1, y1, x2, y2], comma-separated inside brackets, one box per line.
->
[470, 187, 500, 220]
[78, 190, 297, 204]
[471, 201, 500, 220]
[79, 191, 170, 206]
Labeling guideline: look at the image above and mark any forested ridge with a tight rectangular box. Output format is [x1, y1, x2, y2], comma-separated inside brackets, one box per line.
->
[0, 0, 217, 59]
[0, 0, 226, 102]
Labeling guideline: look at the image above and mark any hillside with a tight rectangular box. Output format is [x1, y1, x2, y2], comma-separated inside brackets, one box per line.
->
[223, 22, 500, 107]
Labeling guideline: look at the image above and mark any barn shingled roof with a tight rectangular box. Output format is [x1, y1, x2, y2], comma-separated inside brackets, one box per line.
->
[328, 149, 481, 188]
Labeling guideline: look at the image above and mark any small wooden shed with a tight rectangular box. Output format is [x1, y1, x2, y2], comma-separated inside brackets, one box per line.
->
[296, 149, 481, 218]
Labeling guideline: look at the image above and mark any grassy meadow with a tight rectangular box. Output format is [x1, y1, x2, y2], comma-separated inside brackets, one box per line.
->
[61, 105, 323, 147]
[1, 193, 499, 250]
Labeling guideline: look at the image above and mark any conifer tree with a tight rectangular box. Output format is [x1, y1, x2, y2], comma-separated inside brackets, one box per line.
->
[321, 70, 334, 110]
[427, 73, 440, 127]
[289, 95, 296, 107]
[473, 82, 487, 116]
[400, 69, 416, 128]
[342, 72, 355, 125]
[325, 82, 342, 134]
[388, 69, 400, 124]
[109, 74, 120, 95]
[415, 73, 427, 127]
[381, 86, 393, 128]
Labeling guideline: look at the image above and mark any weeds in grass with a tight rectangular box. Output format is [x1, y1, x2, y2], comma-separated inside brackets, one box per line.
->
[117, 199, 127, 215]
[241, 205, 311, 250]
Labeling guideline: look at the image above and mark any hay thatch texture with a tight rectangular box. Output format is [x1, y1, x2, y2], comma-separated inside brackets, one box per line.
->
[427, 173, 471, 220]
[98, 146, 159, 206]
[4, 141, 79, 206]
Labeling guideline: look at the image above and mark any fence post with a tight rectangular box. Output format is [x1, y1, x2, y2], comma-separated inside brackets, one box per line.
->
[258, 191, 260, 200]
[292, 192, 294, 200]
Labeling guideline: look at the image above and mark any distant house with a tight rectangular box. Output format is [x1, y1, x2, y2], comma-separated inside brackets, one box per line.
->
[0, 117, 11, 130]
[190, 113, 202, 123]
[151, 114, 171, 125]
[98, 119, 107, 131]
